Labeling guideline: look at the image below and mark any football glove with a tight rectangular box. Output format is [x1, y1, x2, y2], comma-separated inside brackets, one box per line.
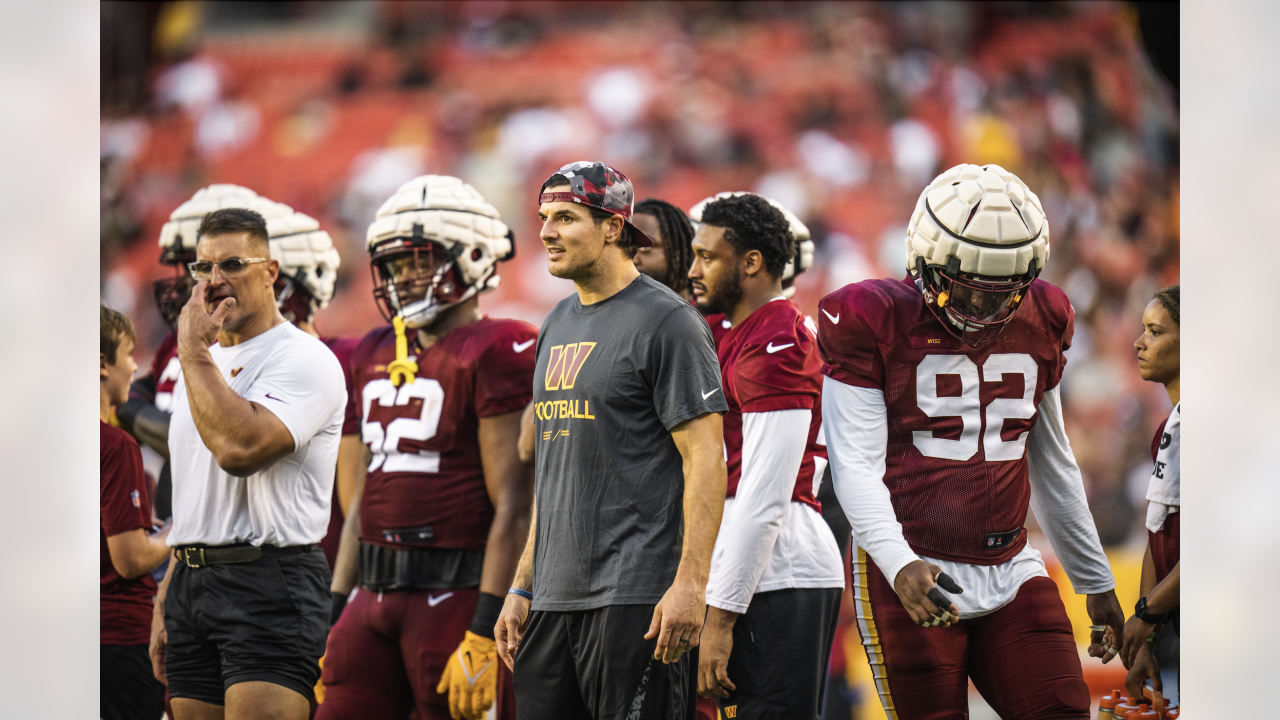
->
[435, 630, 497, 720]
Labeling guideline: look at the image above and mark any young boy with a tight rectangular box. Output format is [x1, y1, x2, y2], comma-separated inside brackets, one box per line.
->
[101, 302, 171, 720]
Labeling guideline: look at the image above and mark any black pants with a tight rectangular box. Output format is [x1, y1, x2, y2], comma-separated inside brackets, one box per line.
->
[719, 587, 842, 720]
[513, 604, 695, 720]
[165, 547, 330, 705]
[101, 643, 165, 720]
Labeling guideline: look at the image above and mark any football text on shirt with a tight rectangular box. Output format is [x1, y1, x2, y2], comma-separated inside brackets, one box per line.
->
[537, 342, 598, 436]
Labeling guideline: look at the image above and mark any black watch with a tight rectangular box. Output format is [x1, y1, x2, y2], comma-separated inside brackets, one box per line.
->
[1134, 597, 1168, 625]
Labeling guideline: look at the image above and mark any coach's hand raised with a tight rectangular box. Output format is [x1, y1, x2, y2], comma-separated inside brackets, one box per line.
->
[177, 280, 235, 358]
[496, 592, 531, 671]
[646, 575, 705, 664]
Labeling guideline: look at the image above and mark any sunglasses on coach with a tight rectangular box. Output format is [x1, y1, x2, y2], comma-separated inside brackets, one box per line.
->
[187, 257, 270, 281]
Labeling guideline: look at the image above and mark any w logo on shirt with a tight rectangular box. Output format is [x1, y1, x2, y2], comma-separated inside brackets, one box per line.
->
[545, 343, 596, 391]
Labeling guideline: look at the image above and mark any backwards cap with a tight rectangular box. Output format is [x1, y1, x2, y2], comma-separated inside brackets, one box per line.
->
[538, 161, 652, 247]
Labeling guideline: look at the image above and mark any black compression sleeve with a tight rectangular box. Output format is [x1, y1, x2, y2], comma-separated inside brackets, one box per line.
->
[468, 592, 505, 639]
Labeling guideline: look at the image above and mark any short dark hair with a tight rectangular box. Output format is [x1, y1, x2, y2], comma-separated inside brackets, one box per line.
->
[197, 207, 270, 254]
[1155, 284, 1179, 326]
[100, 301, 136, 364]
[634, 198, 695, 295]
[542, 174, 636, 259]
[699, 194, 794, 279]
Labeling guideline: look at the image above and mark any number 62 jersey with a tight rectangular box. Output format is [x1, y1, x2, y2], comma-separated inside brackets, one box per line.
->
[344, 317, 538, 551]
[816, 276, 1072, 567]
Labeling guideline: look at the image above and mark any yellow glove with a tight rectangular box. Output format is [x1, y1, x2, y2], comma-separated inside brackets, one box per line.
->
[435, 630, 497, 720]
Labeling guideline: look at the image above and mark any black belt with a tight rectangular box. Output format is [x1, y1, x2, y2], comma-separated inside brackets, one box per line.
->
[175, 543, 317, 568]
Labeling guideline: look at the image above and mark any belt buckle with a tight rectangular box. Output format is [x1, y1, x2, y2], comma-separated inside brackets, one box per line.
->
[186, 547, 206, 568]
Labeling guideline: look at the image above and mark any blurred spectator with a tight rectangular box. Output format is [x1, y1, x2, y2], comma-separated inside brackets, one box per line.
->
[101, 302, 171, 720]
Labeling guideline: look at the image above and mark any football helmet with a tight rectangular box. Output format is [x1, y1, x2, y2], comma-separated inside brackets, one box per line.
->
[366, 175, 514, 329]
[688, 191, 814, 297]
[155, 184, 276, 327]
[267, 210, 341, 325]
[905, 163, 1050, 347]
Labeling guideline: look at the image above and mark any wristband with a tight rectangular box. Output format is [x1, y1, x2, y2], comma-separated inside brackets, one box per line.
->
[468, 592, 505, 640]
[1134, 596, 1168, 625]
[509, 587, 533, 600]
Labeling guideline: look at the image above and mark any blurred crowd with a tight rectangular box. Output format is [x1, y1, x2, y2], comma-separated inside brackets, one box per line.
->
[101, 1, 1178, 551]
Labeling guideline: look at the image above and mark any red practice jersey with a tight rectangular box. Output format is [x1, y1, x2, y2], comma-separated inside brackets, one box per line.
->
[704, 312, 732, 348]
[345, 317, 537, 551]
[817, 277, 1073, 565]
[148, 330, 182, 412]
[719, 298, 825, 512]
[319, 335, 360, 569]
[100, 422, 158, 645]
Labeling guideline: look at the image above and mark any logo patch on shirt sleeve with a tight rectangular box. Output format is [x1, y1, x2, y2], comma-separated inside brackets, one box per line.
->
[130, 490, 141, 508]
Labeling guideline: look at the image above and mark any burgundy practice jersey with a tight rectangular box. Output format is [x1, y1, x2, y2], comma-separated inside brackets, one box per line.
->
[720, 299, 825, 512]
[148, 330, 182, 412]
[704, 312, 733, 348]
[319, 335, 360, 569]
[345, 317, 537, 551]
[817, 277, 1073, 565]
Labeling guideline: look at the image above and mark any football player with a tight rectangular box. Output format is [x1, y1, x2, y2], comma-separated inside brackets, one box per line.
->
[318, 175, 534, 720]
[688, 192, 815, 346]
[818, 163, 1125, 720]
[631, 198, 697, 302]
[688, 194, 845, 718]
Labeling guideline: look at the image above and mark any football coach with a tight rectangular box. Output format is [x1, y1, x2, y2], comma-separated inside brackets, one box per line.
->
[149, 208, 347, 720]
[496, 161, 729, 719]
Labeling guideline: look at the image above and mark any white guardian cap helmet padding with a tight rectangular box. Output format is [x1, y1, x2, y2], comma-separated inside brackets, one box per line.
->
[905, 163, 1050, 346]
[366, 175, 514, 329]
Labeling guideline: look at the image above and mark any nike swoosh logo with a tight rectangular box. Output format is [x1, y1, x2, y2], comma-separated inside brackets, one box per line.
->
[264, 392, 288, 404]
[821, 308, 840, 324]
[766, 342, 795, 354]
[513, 339, 536, 353]
[427, 592, 454, 607]
[702, 388, 721, 400]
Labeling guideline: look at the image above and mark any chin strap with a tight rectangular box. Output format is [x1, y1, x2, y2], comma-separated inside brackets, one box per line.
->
[387, 316, 418, 387]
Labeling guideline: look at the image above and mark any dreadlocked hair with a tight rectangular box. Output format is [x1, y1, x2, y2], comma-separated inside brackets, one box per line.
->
[1155, 284, 1179, 326]
[634, 198, 695, 295]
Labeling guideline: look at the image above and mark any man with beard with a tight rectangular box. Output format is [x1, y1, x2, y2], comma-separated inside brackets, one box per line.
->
[687, 194, 844, 718]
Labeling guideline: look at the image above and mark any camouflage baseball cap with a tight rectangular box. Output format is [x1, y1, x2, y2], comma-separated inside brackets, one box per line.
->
[538, 161, 653, 247]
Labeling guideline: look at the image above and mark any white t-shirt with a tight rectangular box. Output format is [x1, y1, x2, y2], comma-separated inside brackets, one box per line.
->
[168, 322, 347, 547]
[1145, 402, 1180, 532]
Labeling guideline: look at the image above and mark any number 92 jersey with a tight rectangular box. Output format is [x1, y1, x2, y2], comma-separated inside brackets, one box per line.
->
[817, 277, 1073, 566]
[344, 317, 538, 551]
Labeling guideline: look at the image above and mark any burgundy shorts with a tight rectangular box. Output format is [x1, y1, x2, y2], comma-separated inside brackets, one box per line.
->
[315, 587, 514, 720]
[850, 548, 1090, 720]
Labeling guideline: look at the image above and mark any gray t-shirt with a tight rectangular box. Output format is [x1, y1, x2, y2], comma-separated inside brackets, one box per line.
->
[531, 274, 728, 611]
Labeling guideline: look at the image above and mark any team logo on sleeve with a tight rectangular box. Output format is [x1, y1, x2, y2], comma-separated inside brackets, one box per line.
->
[544, 343, 596, 391]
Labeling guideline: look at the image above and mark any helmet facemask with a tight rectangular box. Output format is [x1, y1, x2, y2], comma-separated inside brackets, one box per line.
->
[153, 261, 195, 328]
[371, 241, 473, 329]
[274, 274, 320, 326]
[914, 256, 1037, 347]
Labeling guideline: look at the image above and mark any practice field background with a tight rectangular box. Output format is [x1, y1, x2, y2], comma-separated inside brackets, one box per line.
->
[101, 3, 1178, 717]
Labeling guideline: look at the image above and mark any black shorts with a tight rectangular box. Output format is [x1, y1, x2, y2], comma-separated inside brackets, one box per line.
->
[718, 587, 842, 720]
[513, 604, 695, 720]
[164, 546, 330, 705]
[101, 643, 165, 720]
